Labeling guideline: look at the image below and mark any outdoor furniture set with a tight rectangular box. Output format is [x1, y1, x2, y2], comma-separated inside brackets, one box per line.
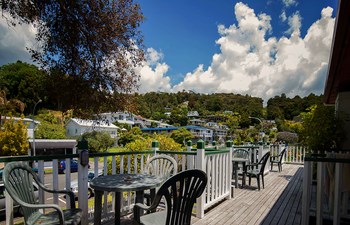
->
[3, 154, 207, 225]
[232, 147, 287, 191]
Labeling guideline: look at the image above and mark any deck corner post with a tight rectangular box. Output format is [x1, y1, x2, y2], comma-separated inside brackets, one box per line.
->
[187, 140, 193, 169]
[302, 160, 312, 225]
[227, 140, 233, 199]
[196, 139, 205, 218]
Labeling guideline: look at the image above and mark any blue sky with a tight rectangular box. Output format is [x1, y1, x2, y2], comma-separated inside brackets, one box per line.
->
[0, 0, 338, 103]
[138, 0, 337, 85]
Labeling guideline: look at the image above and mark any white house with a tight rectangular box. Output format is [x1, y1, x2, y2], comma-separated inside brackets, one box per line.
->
[97, 112, 135, 127]
[0, 116, 40, 138]
[66, 118, 119, 138]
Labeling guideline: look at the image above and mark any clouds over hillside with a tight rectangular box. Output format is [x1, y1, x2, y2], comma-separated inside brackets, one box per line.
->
[138, 2, 335, 103]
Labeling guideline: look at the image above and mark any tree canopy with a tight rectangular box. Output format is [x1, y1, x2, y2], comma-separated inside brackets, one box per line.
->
[1, 0, 145, 116]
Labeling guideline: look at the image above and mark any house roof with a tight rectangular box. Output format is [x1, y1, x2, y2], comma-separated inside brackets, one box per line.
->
[28, 139, 77, 149]
[69, 118, 118, 129]
[324, 0, 350, 104]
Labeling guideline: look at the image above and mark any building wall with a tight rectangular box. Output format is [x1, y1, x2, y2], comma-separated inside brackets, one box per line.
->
[336, 92, 350, 149]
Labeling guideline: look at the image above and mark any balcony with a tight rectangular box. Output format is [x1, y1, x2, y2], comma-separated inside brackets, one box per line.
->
[1, 144, 349, 225]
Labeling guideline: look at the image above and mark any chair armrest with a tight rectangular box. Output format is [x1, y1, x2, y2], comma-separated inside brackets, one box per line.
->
[270, 155, 279, 160]
[37, 182, 76, 208]
[133, 203, 153, 223]
[15, 199, 65, 224]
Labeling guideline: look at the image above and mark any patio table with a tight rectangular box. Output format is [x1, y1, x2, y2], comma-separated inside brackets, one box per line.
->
[232, 158, 249, 188]
[90, 173, 162, 225]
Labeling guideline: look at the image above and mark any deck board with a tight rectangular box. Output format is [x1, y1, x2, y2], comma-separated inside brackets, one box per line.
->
[115, 164, 303, 225]
[193, 164, 303, 225]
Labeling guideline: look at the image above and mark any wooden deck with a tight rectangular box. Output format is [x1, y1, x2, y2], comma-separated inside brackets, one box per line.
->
[193, 164, 303, 225]
[103, 164, 303, 225]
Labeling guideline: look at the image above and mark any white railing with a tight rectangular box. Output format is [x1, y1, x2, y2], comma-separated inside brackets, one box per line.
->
[302, 152, 350, 225]
[1, 141, 257, 224]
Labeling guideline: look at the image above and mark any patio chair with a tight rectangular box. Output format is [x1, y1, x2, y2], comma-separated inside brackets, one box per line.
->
[232, 149, 250, 173]
[143, 154, 178, 205]
[244, 152, 270, 191]
[133, 169, 208, 225]
[3, 162, 82, 225]
[270, 147, 287, 172]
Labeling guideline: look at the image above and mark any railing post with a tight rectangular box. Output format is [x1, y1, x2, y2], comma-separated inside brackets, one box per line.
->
[77, 138, 89, 225]
[226, 140, 233, 199]
[196, 140, 205, 218]
[152, 140, 159, 156]
[302, 160, 312, 225]
[5, 162, 14, 225]
[316, 162, 324, 225]
[187, 140, 193, 170]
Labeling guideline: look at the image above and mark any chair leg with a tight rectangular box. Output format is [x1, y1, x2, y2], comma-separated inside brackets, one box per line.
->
[270, 162, 273, 171]
[262, 174, 264, 189]
[249, 176, 251, 186]
[257, 175, 260, 191]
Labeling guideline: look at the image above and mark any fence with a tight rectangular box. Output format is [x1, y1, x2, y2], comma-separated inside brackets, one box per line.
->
[302, 152, 350, 225]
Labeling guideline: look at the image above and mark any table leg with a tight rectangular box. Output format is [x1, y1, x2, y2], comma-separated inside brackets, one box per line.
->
[235, 162, 238, 188]
[114, 192, 122, 225]
[135, 191, 145, 216]
[94, 190, 103, 225]
[242, 162, 246, 187]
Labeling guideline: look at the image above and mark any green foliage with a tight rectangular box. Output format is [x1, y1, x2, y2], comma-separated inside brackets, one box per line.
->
[35, 110, 66, 139]
[169, 106, 188, 126]
[0, 61, 47, 114]
[267, 93, 323, 120]
[170, 128, 194, 146]
[0, 116, 29, 156]
[276, 132, 298, 144]
[82, 131, 116, 153]
[118, 127, 143, 146]
[35, 121, 67, 139]
[300, 104, 345, 152]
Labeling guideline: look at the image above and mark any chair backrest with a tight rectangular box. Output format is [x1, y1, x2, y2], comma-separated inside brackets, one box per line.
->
[144, 154, 178, 181]
[3, 162, 42, 220]
[150, 169, 207, 225]
[233, 149, 250, 160]
[258, 152, 271, 174]
[279, 148, 287, 161]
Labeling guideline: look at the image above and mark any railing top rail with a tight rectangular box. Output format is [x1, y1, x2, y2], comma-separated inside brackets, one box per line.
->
[157, 150, 196, 155]
[233, 145, 260, 149]
[0, 154, 79, 162]
[305, 153, 350, 163]
[205, 150, 230, 155]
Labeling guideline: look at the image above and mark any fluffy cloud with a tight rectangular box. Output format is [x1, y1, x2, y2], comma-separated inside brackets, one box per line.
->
[136, 48, 173, 93]
[0, 14, 37, 66]
[282, 0, 298, 8]
[171, 3, 335, 103]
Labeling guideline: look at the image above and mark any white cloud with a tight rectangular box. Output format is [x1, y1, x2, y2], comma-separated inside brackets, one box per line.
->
[171, 3, 335, 103]
[282, 0, 298, 8]
[136, 48, 173, 93]
[0, 14, 37, 66]
[280, 10, 287, 22]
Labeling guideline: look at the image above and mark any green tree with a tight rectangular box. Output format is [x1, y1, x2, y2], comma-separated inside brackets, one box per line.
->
[1, 0, 145, 115]
[35, 121, 66, 139]
[0, 61, 47, 114]
[82, 131, 115, 153]
[0, 116, 29, 156]
[300, 104, 345, 152]
[170, 128, 194, 146]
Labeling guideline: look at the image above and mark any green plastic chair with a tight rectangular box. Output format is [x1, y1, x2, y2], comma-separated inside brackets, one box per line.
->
[133, 169, 207, 225]
[3, 162, 82, 225]
[244, 152, 270, 191]
[270, 147, 287, 172]
[143, 154, 178, 205]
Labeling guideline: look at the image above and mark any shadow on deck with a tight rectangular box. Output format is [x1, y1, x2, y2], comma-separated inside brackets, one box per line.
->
[193, 164, 304, 225]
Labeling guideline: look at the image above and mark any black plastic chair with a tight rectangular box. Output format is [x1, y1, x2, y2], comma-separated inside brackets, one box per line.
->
[3, 162, 82, 225]
[244, 152, 270, 191]
[133, 169, 208, 225]
[270, 148, 287, 172]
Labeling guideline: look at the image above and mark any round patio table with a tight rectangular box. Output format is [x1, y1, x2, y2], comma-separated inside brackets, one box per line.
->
[90, 173, 162, 225]
[232, 158, 249, 188]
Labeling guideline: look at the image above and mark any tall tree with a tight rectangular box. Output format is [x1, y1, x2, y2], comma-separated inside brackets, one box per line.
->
[1, 0, 145, 115]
